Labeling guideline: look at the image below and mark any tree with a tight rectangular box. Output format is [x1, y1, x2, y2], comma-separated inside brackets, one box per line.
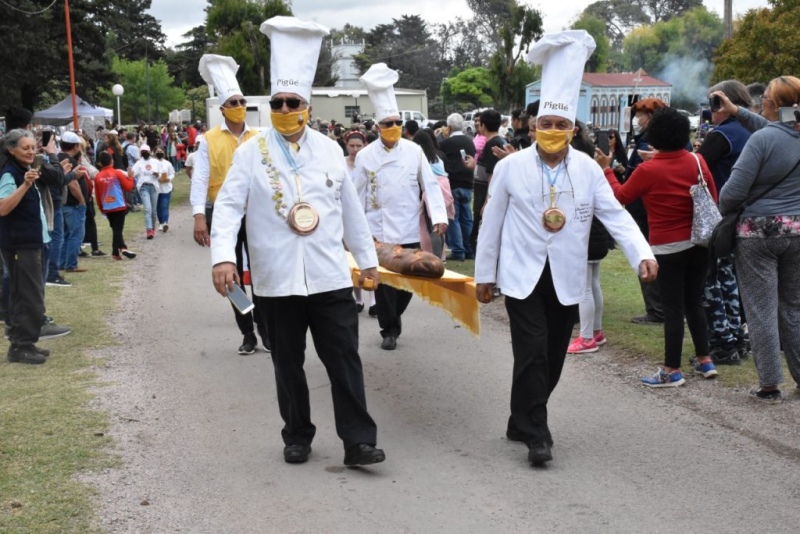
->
[354, 15, 445, 97]
[167, 26, 213, 88]
[442, 67, 494, 108]
[99, 57, 184, 124]
[571, 14, 611, 72]
[205, 0, 292, 95]
[0, 0, 115, 111]
[92, 0, 166, 62]
[487, 1, 543, 110]
[712, 0, 800, 84]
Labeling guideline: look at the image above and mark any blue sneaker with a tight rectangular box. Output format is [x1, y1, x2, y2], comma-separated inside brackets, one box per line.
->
[693, 359, 718, 379]
[641, 367, 685, 388]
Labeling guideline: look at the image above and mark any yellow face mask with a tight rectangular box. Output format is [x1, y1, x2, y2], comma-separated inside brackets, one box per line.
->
[380, 125, 402, 144]
[535, 128, 574, 154]
[221, 106, 247, 124]
[271, 109, 309, 136]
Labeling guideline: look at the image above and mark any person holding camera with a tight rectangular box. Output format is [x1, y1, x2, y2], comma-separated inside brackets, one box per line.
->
[0, 130, 50, 364]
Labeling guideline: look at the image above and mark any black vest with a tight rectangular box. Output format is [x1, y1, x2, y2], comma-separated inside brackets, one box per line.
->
[0, 159, 44, 249]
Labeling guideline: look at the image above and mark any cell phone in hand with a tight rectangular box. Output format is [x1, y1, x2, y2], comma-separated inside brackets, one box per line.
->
[779, 107, 799, 123]
[227, 283, 254, 315]
[710, 95, 722, 112]
[41, 130, 52, 147]
[595, 130, 610, 155]
[460, 149, 467, 160]
[32, 154, 45, 172]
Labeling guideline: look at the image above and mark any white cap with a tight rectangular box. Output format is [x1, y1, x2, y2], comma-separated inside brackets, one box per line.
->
[107, 129, 118, 136]
[61, 131, 81, 144]
[198, 54, 243, 104]
[260, 16, 329, 102]
[360, 63, 400, 122]
[527, 30, 596, 123]
[140, 144, 151, 152]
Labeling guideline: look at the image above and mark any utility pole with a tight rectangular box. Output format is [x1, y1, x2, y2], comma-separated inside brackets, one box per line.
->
[724, 0, 733, 39]
[146, 40, 151, 123]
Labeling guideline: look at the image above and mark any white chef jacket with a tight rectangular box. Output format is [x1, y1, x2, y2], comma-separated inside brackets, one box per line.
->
[190, 123, 255, 215]
[211, 128, 378, 297]
[352, 138, 448, 244]
[475, 145, 655, 304]
[132, 157, 161, 190]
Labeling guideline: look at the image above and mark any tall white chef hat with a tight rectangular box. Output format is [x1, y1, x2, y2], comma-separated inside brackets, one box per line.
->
[199, 54, 243, 104]
[527, 30, 596, 123]
[360, 63, 400, 122]
[260, 16, 329, 102]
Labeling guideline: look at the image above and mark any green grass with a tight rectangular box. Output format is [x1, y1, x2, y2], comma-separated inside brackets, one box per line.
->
[0, 172, 190, 533]
[448, 249, 776, 388]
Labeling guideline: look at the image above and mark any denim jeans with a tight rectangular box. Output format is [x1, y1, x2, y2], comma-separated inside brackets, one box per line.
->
[445, 187, 474, 258]
[60, 204, 87, 270]
[47, 204, 64, 279]
[157, 191, 172, 224]
[140, 184, 159, 230]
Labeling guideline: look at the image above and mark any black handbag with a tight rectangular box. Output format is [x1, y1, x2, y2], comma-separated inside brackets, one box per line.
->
[710, 157, 800, 257]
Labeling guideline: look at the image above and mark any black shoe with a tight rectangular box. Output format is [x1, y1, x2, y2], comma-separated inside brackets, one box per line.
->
[381, 336, 396, 350]
[46, 276, 72, 288]
[91, 250, 107, 257]
[120, 248, 137, 259]
[527, 441, 553, 466]
[238, 332, 257, 355]
[356, 302, 365, 313]
[78, 250, 89, 257]
[631, 314, 664, 325]
[40, 323, 72, 340]
[283, 444, 312, 464]
[748, 386, 782, 404]
[32, 345, 51, 358]
[446, 254, 465, 262]
[710, 346, 742, 366]
[344, 443, 385, 466]
[368, 305, 377, 318]
[7, 344, 46, 365]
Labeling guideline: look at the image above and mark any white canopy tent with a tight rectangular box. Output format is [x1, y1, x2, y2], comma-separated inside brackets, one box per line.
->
[33, 96, 113, 131]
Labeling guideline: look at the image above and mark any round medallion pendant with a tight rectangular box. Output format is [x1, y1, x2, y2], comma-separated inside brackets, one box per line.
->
[288, 202, 319, 235]
[542, 207, 566, 233]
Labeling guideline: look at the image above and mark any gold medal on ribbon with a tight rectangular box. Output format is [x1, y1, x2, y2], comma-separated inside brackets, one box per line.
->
[542, 185, 566, 232]
[288, 202, 319, 235]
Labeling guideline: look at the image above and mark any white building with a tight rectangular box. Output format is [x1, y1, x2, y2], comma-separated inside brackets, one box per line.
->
[331, 40, 364, 89]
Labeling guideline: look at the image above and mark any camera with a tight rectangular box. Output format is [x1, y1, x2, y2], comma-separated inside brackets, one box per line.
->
[709, 95, 722, 113]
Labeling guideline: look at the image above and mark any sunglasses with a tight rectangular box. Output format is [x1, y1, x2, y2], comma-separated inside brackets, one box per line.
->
[224, 98, 247, 107]
[269, 97, 303, 110]
[380, 120, 403, 127]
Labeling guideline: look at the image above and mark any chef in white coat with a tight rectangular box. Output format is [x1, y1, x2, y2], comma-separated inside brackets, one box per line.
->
[475, 30, 658, 467]
[210, 16, 385, 468]
[353, 63, 448, 351]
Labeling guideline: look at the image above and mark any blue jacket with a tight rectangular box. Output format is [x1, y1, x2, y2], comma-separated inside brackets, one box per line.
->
[0, 160, 44, 249]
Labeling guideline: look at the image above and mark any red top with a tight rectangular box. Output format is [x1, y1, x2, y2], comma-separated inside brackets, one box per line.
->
[186, 125, 197, 147]
[604, 150, 717, 246]
[94, 165, 134, 214]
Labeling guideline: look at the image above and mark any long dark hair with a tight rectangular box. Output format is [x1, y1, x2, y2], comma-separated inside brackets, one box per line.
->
[413, 130, 444, 164]
[608, 128, 628, 168]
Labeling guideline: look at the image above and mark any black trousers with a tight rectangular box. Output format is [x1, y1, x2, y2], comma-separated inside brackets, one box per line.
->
[469, 181, 488, 255]
[504, 263, 577, 446]
[206, 206, 267, 342]
[254, 288, 377, 448]
[631, 211, 664, 319]
[84, 200, 99, 251]
[375, 242, 419, 339]
[106, 210, 128, 256]
[1, 247, 44, 346]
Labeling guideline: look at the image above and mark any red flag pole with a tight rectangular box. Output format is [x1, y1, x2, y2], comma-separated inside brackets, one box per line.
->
[64, 0, 78, 130]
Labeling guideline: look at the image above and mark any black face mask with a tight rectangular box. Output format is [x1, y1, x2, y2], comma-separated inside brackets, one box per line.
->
[155, 153, 164, 159]
[141, 151, 150, 159]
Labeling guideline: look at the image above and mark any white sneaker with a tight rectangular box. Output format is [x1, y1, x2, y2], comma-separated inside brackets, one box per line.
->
[158, 223, 164, 232]
[162, 222, 169, 232]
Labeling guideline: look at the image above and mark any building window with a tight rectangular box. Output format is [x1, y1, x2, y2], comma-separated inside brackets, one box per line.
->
[601, 97, 608, 128]
[344, 105, 360, 120]
[610, 96, 617, 128]
[591, 97, 599, 126]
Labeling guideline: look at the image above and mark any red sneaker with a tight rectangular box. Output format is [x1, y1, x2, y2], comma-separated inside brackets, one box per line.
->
[593, 330, 607, 346]
[146, 229, 155, 239]
[567, 337, 598, 354]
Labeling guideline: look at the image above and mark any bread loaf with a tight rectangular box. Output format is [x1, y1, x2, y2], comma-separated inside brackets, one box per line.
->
[375, 239, 445, 279]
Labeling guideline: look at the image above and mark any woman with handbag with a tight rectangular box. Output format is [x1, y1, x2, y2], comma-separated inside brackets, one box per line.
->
[714, 75, 800, 404]
[597, 107, 719, 387]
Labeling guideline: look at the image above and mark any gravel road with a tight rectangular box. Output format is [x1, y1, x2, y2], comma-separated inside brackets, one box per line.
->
[83, 203, 800, 533]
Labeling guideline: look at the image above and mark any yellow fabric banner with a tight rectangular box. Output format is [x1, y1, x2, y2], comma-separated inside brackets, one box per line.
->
[347, 254, 480, 336]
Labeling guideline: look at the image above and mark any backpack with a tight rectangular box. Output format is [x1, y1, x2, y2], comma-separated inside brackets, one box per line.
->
[120, 141, 131, 169]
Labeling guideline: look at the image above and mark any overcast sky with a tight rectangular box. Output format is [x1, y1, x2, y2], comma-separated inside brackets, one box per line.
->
[148, 0, 770, 48]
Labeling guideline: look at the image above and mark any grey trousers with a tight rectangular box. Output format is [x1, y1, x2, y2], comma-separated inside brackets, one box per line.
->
[735, 236, 800, 388]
